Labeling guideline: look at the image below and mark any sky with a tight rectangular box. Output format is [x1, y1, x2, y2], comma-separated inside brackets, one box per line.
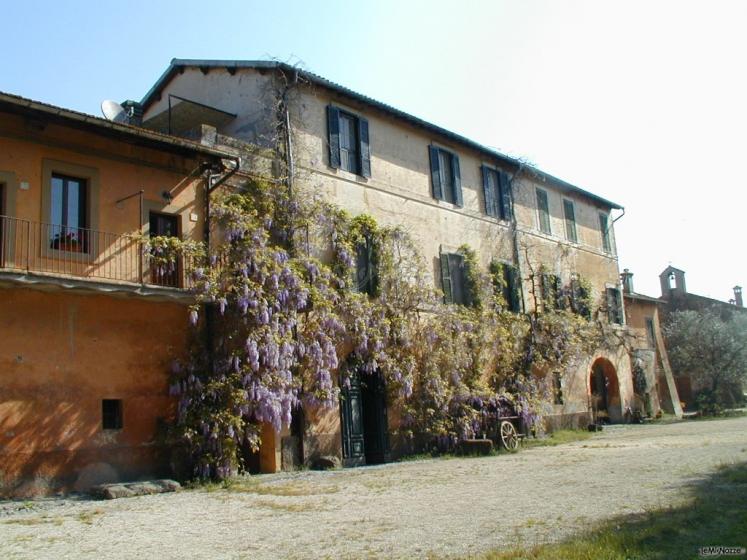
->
[1, 0, 745, 301]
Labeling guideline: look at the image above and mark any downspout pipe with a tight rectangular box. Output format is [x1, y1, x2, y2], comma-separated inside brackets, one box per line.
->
[202, 155, 241, 375]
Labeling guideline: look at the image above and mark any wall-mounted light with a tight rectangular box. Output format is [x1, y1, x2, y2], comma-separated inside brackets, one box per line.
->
[161, 190, 174, 203]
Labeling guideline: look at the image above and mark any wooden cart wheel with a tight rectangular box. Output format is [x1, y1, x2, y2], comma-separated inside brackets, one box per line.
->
[499, 420, 520, 450]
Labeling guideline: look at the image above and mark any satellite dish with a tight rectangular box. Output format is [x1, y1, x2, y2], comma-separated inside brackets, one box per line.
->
[101, 100, 129, 124]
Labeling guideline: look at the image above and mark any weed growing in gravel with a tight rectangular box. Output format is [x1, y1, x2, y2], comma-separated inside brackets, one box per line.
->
[523, 430, 592, 448]
[473, 461, 747, 560]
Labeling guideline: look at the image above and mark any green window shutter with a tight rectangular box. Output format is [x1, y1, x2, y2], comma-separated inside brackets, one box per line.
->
[498, 171, 512, 221]
[440, 251, 453, 304]
[554, 276, 565, 309]
[481, 166, 496, 217]
[599, 213, 611, 252]
[537, 189, 551, 234]
[510, 266, 522, 312]
[452, 154, 463, 207]
[327, 106, 341, 169]
[429, 146, 443, 201]
[606, 288, 622, 324]
[563, 200, 577, 243]
[358, 117, 371, 178]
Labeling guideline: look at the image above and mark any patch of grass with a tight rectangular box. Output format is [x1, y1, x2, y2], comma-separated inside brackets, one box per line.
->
[76, 508, 103, 525]
[472, 461, 747, 560]
[252, 499, 323, 513]
[523, 429, 592, 448]
[3, 515, 64, 526]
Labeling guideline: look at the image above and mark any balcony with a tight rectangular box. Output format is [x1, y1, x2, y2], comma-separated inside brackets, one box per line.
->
[0, 215, 193, 293]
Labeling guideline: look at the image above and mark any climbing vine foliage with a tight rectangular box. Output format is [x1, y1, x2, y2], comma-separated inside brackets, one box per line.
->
[164, 178, 604, 479]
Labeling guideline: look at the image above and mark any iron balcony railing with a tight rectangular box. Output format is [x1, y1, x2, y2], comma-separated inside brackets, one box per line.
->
[0, 214, 193, 289]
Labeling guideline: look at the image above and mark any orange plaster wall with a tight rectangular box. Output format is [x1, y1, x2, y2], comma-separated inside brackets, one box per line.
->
[0, 287, 190, 496]
[0, 112, 206, 240]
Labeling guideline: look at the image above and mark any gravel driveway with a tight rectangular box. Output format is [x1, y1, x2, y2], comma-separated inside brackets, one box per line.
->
[2, 416, 746, 559]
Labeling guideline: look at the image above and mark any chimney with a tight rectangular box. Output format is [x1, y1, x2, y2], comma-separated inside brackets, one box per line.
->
[620, 269, 634, 294]
[734, 286, 743, 307]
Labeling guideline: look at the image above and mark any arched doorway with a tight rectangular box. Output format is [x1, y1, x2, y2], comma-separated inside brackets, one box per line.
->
[589, 358, 621, 423]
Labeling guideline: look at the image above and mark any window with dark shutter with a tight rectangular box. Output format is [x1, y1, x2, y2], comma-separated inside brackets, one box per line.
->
[645, 317, 656, 348]
[504, 264, 521, 312]
[339, 113, 359, 174]
[482, 167, 499, 217]
[536, 188, 551, 234]
[327, 106, 370, 178]
[563, 199, 577, 243]
[482, 166, 511, 219]
[498, 170, 512, 220]
[327, 106, 341, 169]
[606, 287, 623, 324]
[355, 237, 377, 296]
[541, 273, 560, 312]
[440, 252, 468, 305]
[553, 372, 564, 405]
[430, 147, 462, 206]
[599, 213, 611, 253]
[571, 277, 591, 319]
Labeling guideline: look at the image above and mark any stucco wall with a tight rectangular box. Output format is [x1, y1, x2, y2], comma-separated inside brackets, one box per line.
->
[0, 287, 189, 497]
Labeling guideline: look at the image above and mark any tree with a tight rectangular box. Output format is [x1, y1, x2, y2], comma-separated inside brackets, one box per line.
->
[664, 308, 747, 408]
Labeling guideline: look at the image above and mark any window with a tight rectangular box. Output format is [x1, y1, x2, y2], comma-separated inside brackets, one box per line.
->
[440, 252, 469, 305]
[570, 276, 591, 319]
[327, 106, 371, 177]
[102, 399, 123, 430]
[606, 287, 624, 325]
[553, 372, 564, 405]
[536, 188, 551, 234]
[354, 236, 378, 296]
[493, 261, 521, 312]
[645, 317, 656, 349]
[50, 174, 88, 252]
[563, 199, 577, 243]
[149, 212, 181, 287]
[599, 213, 612, 253]
[541, 273, 562, 312]
[481, 166, 512, 220]
[429, 146, 463, 207]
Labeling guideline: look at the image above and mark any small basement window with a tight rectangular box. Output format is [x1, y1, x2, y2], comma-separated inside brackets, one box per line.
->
[102, 399, 123, 430]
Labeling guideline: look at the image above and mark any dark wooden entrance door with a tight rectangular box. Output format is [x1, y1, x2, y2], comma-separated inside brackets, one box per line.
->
[361, 371, 390, 464]
[340, 372, 366, 467]
[592, 364, 608, 412]
[149, 212, 180, 287]
[340, 369, 390, 467]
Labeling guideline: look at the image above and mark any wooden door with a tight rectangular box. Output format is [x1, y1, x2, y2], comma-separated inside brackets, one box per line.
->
[362, 371, 390, 464]
[149, 212, 180, 287]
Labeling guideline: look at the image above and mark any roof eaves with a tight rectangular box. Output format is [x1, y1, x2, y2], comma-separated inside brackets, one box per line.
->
[0, 90, 234, 160]
[145, 59, 623, 210]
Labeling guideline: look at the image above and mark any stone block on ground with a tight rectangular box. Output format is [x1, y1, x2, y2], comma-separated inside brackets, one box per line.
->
[91, 479, 181, 499]
[311, 455, 341, 470]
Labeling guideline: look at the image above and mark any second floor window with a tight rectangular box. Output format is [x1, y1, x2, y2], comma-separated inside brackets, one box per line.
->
[599, 213, 612, 253]
[50, 173, 88, 252]
[536, 188, 551, 234]
[563, 199, 577, 243]
[429, 146, 463, 207]
[481, 166, 512, 220]
[327, 106, 371, 177]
